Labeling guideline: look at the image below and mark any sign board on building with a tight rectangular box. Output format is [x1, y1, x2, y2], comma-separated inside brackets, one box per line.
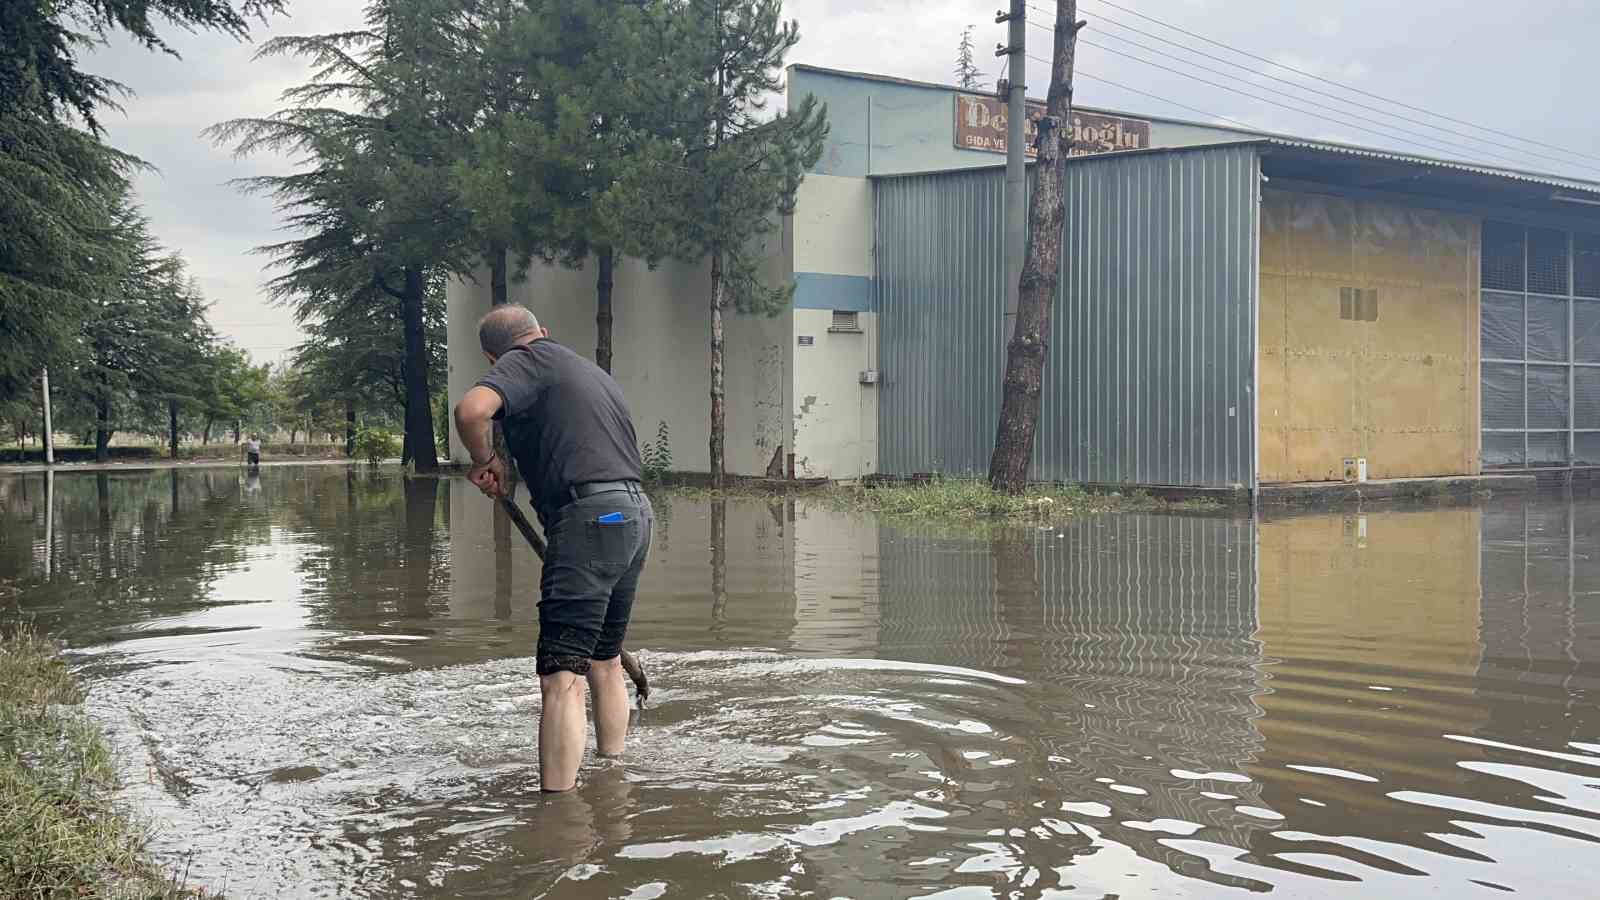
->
[953, 93, 1151, 158]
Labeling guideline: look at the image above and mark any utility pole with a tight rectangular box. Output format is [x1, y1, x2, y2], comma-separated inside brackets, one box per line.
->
[41, 367, 54, 466]
[997, 1, 1027, 339]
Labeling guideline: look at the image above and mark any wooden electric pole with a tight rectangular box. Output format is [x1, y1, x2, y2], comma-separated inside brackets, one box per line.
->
[989, 0, 1084, 494]
[997, 1, 1027, 340]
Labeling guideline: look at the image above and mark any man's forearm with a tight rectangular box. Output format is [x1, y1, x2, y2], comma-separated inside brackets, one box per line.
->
[455, 410, 496, 465]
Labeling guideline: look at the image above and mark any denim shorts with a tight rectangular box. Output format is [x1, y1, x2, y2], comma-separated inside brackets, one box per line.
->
[535, 490, 653, 677]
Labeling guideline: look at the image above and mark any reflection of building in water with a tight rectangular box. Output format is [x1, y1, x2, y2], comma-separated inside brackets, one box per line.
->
[788, 503, 881, 654]
[877, 514, 1272, 884]
[1250, 507, 1489, 864]
[1478, 497, 1600, 746]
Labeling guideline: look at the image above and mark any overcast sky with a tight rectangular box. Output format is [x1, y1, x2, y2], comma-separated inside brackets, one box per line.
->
[84, 0, 1600, 363]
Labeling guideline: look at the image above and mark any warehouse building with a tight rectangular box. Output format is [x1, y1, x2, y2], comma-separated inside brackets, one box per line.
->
[446, 66, 1600, 491]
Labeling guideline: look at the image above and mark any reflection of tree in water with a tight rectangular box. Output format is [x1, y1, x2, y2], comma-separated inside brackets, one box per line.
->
[878, 514, 1272, 891]
[277, 470, 450, 632]
[0, 469, 272, 642]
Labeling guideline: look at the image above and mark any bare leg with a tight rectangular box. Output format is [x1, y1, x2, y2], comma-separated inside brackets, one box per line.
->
[539, 671, 587, 792]
[587, 656, 629, 757]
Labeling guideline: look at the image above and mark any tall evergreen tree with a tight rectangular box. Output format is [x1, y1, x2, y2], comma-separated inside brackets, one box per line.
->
[210, 0, 473, 472]
[2, 0, 281, 406]
[607, 0, 827, 485]
[955, 25, 981, 90]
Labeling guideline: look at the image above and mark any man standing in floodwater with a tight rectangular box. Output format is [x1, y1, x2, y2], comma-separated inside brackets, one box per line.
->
[453, 304, 653, 793]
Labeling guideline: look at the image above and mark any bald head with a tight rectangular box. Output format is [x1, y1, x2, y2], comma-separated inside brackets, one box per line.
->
[478, 305, 543, 358]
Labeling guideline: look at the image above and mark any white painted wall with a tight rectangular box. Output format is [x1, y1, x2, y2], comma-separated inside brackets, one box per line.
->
[792, 309, 878, 479]
[446, 222, 793, 476]
[793, 175, 872, 277]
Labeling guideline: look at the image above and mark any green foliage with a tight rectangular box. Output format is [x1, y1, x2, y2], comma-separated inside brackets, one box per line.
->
[820, 477, 1168, 525]
[0, 0, 286, 133]
[640, 420, 673, 481]
[207, 0, 471, 471]
[955, 26, 981, 90]
[604, 0, 828, 317]
[355, 426, 400, 466]
[2, 0, 280, 416]
[0, 115, 132, 404]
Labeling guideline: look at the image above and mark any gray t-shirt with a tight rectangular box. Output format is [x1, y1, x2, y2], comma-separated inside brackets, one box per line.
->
[475, 340, 642, 523]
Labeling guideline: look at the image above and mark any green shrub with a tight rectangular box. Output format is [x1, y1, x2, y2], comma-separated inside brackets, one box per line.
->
[640, 421, 672, 481]
[354, 427, 399, 466]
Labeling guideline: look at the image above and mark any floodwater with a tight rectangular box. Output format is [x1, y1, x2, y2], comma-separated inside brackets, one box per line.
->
[1, 467, 1597, 899]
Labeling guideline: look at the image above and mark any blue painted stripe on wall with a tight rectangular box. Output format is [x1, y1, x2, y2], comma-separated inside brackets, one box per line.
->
[794, 272, 874, 311]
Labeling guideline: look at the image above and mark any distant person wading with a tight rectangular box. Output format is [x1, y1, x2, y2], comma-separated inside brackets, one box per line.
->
[452, 305, 653, 793]
[244, 435, 262, 468]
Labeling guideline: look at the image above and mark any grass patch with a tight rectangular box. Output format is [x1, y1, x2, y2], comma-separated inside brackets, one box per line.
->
[822, 477, 1156, 524]
[1, 625, 206, 899]
[649, 475, 1214, 525]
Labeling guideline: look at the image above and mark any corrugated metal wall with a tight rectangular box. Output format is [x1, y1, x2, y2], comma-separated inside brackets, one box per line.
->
[876, 145, 1260, 487]
[875, 169, 1009, 476]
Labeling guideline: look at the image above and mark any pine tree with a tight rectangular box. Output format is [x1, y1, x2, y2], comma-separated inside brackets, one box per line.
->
[2, 0, 282, 406]
[606, 0, 827, 486]
[209, 0, 473, 472]
[955, 25, 981, 90]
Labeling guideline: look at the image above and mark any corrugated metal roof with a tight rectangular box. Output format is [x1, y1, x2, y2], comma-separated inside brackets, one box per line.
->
[872, 136, 1600, 198]
[1254, 137, 1600, 196]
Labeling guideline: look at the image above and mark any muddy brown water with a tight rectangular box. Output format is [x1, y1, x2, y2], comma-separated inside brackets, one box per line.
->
[2, 466, 1597, 899]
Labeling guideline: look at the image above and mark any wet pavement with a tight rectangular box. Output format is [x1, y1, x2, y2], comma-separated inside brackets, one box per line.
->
[1, 465, 1597, 899]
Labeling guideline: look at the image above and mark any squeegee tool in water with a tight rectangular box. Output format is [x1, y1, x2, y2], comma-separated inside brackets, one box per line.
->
[497, 496, 650, 705]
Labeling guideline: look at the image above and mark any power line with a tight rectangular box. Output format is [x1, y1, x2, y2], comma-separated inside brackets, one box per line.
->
[1073, 0, 1600, 168]
[1073, 70, 1268, 133]
[1024, 49, 1532, 168]
[1023, 4, 1600, 176]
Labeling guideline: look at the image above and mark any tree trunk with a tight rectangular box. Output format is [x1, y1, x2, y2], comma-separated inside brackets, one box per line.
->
[489, 240, 508, 306]
[203, 417, 213, 445]
[94, 395, 111, 463]
[988, 0, 1082, 494]
[168, 399, 179, 458]
[709, 252, 727, 488]
[345, 400, 356, 457]
[402, 266, 438, 473]
[232, 421, 241, 444]
[596, 245, 615, 374]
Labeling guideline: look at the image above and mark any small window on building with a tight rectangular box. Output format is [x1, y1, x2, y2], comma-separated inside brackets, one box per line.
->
[829, 310, 862, 333]
[1528, 227, 1570, 295]
[1482, 221, 1526, 291]
[1339, 288, 1378, 322]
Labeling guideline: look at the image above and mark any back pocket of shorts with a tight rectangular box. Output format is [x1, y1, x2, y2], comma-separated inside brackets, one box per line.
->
[586, 514, 638, 576]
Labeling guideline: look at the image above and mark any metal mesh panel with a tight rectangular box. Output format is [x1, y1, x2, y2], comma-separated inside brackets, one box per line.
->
[1577, 432, 1600, 466]
[1528, 227, 1570, 295]
[1482, 363, 1525, 429]
[1528, 433, 1568, 467]
[1577, 368, 1600, 428]
[1482, 432, 1525, 468]
[1528, 365, 1570, 428]
[1527, 295, 1569, 361]
[1482, 221, 1525, 291]
[1577, 233, 1600, 299]
[1481, 291, 1524, 360]
[1577, 300, 1600, 363]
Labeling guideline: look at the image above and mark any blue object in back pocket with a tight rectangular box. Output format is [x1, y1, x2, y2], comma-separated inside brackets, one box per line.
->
[597, 512, 625, 524]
